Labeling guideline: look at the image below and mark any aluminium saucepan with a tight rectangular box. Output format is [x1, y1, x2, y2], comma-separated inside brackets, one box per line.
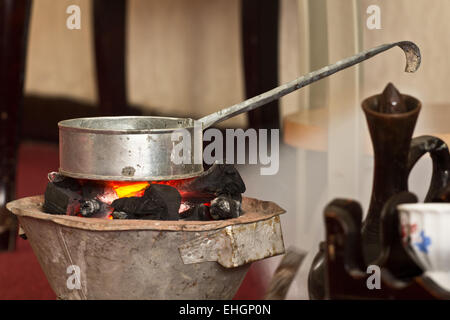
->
[58, 41, 420, 181]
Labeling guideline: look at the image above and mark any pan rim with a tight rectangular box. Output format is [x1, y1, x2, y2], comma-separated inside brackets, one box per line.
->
[58, 168, 204, 182]
[58, 116, 199, 134]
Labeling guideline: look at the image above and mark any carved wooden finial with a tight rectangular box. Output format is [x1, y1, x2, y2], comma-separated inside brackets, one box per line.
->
[379, 83, 407, 114]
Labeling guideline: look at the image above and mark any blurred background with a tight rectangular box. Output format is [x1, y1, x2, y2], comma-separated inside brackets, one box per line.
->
[1, 0, 450, 299]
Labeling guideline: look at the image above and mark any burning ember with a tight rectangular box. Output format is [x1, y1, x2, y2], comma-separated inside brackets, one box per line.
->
[43, 164, 246, 221]
[111, 181, 150, 198]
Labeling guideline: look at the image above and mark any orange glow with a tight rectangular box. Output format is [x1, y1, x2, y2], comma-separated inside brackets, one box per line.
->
[75, 177, 212, 220]
[111, 181, 150, 198]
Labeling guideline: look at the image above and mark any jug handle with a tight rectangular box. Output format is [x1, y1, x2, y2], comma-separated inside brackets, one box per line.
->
[407, 135, 450, 202]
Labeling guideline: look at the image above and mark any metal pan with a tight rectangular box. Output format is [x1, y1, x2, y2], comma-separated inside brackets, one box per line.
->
[59, 41, 420, 181]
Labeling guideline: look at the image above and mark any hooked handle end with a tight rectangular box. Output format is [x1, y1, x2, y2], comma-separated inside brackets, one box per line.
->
[397, 41, 421, 73]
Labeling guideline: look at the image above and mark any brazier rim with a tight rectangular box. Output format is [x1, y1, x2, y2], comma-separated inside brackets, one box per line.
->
[7, 195, 285, 232]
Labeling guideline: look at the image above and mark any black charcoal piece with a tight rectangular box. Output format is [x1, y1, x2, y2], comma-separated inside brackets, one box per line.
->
[81, 181, 105, 200]
[179, 193, 215, 205]
[48, 172, 82, 192]
[111, 211, 133, 220]
[144, 184, 181, 221]
[111, 196, 163, 219]
[47, 172, 64, 183]
[178, 164, 246, 196]
[179, 203, 210, 221]
[79, 199, 102, 217]
[209, 194, 242, 220]
[43, 182, 82, 215]
[111, 184, 181, 220]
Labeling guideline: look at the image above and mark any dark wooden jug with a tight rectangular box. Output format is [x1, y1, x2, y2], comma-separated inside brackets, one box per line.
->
[308, 84, 450, 299]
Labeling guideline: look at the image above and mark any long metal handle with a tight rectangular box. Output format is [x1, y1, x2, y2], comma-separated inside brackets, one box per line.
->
[199, 41, 421, 129]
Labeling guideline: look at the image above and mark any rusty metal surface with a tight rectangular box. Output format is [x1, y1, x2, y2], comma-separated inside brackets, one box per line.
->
[179, 215, 285, 268]
[7, 196, 285, 300]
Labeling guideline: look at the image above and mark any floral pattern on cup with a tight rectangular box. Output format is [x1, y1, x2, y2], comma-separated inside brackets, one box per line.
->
[397, 203, 450, 292]
[414, 230, 431, 254]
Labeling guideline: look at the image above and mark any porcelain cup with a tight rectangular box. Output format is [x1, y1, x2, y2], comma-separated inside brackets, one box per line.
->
[397, 203, 450, 291]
